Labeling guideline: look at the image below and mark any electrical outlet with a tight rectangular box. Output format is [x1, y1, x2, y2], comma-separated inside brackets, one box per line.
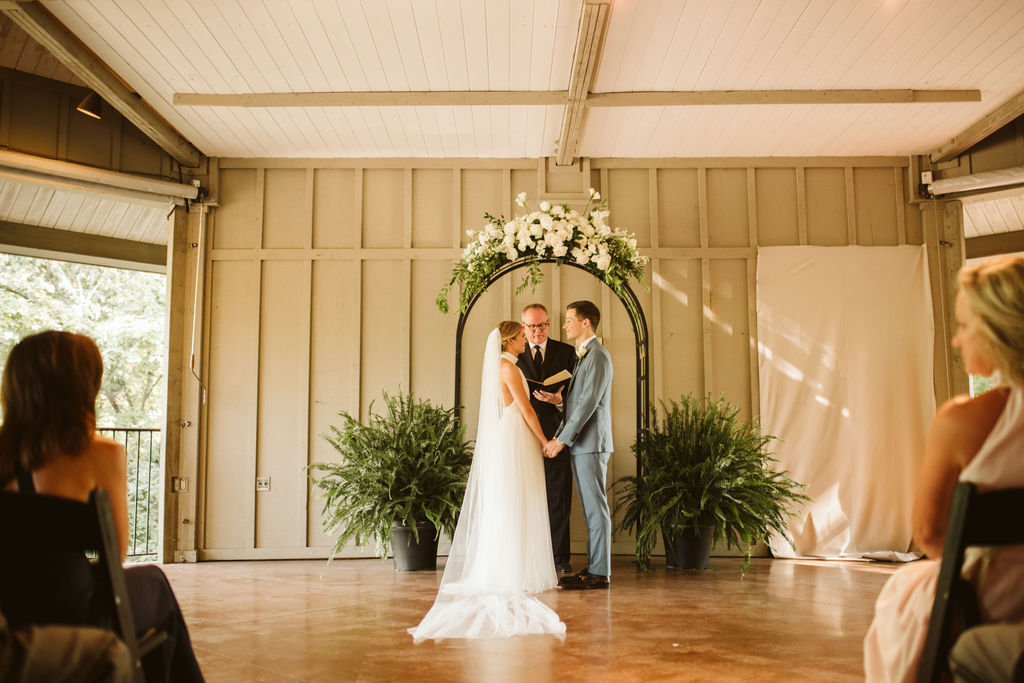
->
[256, 476, 271, 492]
[921, 171, 933, 184]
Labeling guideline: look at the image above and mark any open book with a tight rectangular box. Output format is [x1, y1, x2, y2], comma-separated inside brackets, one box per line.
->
[526, 369, 572, 387]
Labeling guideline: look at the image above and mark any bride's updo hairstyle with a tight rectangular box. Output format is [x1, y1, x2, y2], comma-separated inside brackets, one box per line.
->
[959, 255, 1024, 386]
[498, 320, 522, 351]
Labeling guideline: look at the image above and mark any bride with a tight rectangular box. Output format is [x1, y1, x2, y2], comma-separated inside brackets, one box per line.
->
[409, 321, 565, 642]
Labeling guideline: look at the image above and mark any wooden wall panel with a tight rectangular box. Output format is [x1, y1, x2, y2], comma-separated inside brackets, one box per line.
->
[308, 260, 361, 546]
[362, 170, 404, 248]
[805, 167, 848, 246]
[263, 169, 307, 249]
[8, 82, 59, 156]
[607, 169, 652, 248]
[256, 260, 311, 548]
[214, 169, 258, 249]
[853, 167, 899, 246]
[656, 258, 704, 400]
[460, 170, 502, 246]
[411, 169, 453, 248]
[510, 168, 536, 208]
[411, 259, 456, 406]
[360, 259, 408, 419]
[66, 110, 113, 168]
[755, 168, 799, 246]
[709, 259, 752, 420]
[656, 168, 700, 248]
[204, 260, 259, 550]
[312, 169, 356, 248]
[199, 156, 920, 559]
[707, 168, 750, 247]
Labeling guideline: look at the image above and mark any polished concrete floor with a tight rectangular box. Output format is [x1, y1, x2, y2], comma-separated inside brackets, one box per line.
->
[162, 555, 897, 682]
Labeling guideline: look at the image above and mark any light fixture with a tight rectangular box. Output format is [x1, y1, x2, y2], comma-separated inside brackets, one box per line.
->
[76, 91, 102, 119]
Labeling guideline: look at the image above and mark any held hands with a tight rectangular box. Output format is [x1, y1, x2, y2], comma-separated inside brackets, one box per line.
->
[543, 438, 564, 459]
[533, 385, 564, 405]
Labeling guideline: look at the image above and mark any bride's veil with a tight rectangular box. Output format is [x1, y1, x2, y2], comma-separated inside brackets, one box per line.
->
[434, 327, 503, 590]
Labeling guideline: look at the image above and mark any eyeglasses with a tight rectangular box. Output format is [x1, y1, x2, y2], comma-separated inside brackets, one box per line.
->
[523, 321, 550, 331]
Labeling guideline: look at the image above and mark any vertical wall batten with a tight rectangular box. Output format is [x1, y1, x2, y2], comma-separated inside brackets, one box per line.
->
[845, 167, 857, 244]
[796, 166, 808, 245]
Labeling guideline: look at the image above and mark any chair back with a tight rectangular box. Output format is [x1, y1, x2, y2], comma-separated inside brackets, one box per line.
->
[0, 489, 145, 683]
[916, 482, 1024, 682]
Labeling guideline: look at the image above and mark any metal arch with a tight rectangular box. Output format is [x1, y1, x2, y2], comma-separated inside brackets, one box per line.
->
[453, 258, 649, 478]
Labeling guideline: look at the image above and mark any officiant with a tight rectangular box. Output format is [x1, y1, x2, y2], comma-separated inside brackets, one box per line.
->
[518, 303, 577, 575]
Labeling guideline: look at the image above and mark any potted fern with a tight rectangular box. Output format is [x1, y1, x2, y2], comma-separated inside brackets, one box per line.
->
[614, 394, 807, 574]
[308, 390, 473, 571]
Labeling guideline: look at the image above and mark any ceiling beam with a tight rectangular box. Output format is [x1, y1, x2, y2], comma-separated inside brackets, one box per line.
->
[556, 0, 611, 166]
[930, 88, 1024, 163]
[2, 1, 202, 168]
[965, 230, 1024, 260]
[0, 219, 166, 271]
[174, 88, 978, 109]
[588, 89, 980, 106]
[175, 91, 569, 107]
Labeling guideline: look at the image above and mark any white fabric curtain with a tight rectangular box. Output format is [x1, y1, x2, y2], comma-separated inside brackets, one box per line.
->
[757, 246, 935, 560]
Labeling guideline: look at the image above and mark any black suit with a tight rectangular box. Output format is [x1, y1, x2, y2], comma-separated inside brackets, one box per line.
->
[518, 338, 577, 566]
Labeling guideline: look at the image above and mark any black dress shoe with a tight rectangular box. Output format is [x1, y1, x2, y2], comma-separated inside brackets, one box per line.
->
[555, 562, 573, 574]
[559, 570, 609, 590]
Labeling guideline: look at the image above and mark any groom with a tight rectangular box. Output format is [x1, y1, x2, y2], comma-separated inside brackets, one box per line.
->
[543, 300, 613, 590]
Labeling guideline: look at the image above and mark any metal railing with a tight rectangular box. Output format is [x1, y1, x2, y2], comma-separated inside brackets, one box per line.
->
[97, 427, 161, 562]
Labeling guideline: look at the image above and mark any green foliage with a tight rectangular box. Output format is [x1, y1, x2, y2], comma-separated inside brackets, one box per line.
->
[0, 253, 166, 428]
[614, 394, 808, 574]
[308, 391, 474, 563]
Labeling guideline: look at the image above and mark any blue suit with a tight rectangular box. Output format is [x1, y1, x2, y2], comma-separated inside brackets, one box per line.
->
[555, 338, 613, 577]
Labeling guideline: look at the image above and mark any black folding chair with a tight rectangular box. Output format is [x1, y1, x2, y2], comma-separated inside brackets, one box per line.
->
[0, 488, 166, 683]
[916, 482, 1024, 683]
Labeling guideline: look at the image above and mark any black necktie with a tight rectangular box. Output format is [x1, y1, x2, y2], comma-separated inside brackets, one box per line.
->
[533, 345, 543, 369]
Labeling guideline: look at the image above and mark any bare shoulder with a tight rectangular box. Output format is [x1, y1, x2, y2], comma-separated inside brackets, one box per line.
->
[931, 387, 1010, 461]
[89, 436, 127, 476]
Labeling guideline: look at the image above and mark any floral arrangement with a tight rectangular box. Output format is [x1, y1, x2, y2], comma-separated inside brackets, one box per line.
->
[435, 188, 648, 314]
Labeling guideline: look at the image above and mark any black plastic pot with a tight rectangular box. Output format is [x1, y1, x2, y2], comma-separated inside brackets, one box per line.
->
[673, 524, 715, 569]
[391, 521, 438, 571]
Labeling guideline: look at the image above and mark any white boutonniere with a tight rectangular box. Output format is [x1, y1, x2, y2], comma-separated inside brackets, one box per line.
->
[576, 345, 589, 360]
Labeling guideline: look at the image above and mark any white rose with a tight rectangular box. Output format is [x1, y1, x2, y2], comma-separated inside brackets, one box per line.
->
[596, 254, 612, 271]
[515, 192, 527, 207]
[540, 214, 552, 230]
[582, 224, 595, 237]
[505, 247, 517, 260]
[504, 222, 516, 235]
[540, 201, 551, 211]
[529, 223, 542, 237]
[553, 244, 568, 258]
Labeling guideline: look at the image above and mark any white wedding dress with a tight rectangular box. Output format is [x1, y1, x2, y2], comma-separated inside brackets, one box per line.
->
[409, 329, 565, 642]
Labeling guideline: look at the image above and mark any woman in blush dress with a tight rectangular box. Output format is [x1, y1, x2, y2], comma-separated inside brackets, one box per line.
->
[864, 256, 1024, 682]
[409, 321, 565, 642]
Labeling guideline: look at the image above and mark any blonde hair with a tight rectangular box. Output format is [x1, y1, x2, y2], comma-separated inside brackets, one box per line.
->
[498, 320, 522, 351]
[959, 256, 1024, 386]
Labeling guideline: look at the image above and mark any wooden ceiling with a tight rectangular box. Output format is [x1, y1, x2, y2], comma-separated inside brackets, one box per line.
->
[5, 0, 1022, 161]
